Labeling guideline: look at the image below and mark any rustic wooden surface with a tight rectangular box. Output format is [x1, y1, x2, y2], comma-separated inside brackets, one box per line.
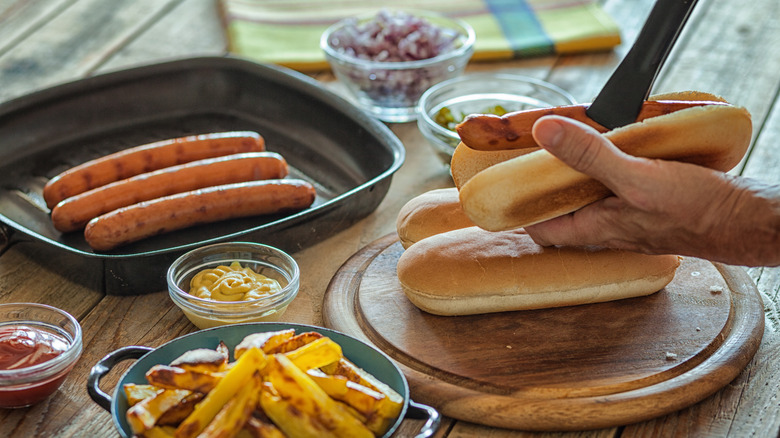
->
[0, 0, 778, 437]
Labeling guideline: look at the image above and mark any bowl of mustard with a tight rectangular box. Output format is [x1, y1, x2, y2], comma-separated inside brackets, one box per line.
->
[166, 242, 300, 329]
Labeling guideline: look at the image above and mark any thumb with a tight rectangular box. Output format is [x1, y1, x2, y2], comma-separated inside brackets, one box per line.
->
[532, 115, 634, 187]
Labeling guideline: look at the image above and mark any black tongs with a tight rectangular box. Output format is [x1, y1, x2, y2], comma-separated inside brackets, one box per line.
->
[585, 0, 699, 129]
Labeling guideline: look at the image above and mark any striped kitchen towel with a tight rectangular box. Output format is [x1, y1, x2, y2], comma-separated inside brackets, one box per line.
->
[218, 0, 621, 72]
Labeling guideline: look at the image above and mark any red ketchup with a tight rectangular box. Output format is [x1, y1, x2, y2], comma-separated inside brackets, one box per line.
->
[0, 325, 72, 408]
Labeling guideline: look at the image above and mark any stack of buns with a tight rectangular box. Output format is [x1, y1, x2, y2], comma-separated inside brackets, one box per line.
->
[395, 91, 752, 316]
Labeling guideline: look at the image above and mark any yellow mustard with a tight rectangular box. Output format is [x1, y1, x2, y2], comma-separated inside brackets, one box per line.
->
[189, 261, 282, 301]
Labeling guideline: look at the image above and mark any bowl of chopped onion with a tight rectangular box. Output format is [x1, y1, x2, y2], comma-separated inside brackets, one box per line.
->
[321, 9, 475, 123]
[417, 72, 578, 163]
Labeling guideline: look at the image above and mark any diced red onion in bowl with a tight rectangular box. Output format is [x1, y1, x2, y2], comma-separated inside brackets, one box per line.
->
[321, 9, 475, 122]
[329, 10, 461, 62]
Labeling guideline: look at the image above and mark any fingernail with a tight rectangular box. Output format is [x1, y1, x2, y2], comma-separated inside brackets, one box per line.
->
[533, 118, 564, 147]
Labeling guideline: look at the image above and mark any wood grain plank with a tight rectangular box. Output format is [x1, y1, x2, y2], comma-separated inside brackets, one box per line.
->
[654, 0, 780, 175]
[544, 0, 656, 103]
[95, 0, 228, 74]
[0, 241, 102, 315]
[446, 425, 619, 438]
[0, 0, 183, 103]
[0, 0, 73, 56]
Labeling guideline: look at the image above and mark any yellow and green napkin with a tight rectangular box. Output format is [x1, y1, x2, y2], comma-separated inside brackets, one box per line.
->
[218, 0, 621, 72]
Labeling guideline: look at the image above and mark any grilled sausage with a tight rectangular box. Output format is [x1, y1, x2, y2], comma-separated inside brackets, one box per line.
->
[43, 131, 265, 208]
[83, 179, 316, 251]
[51, 152, 288, 232]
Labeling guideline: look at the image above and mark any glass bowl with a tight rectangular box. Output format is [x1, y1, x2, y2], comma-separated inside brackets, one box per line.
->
[167, 242, 300, 330]
[417, 73, 578, 163]
[321, 9, 475, 123]
[0, 303, 83, 408]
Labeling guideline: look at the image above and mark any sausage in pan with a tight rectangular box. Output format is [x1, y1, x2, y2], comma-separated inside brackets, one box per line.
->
[84, 179, 316, 251]
[51, 152, 288, 232]
[43, 131, 265, 208]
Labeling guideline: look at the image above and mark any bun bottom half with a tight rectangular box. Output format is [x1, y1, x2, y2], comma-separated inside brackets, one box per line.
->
[396, 227, 681, 316]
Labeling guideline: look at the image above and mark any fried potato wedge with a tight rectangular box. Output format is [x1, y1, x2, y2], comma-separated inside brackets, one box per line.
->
[157, 393, 204, 426]
[238, 417, 286, 438]
[322, 358, 404, 435]
[306, 369, 384, 418]
[267, 331, 324, 354]
[169, 342, 230, 373]
[284, 337, 342, 371]
[175, 347, 266, 438]
[127, 388, 192, 435]
[235, 329, 296, 359]
[199, 371, 262, 438]
[145, 365, 221, 393]
[124, 383, 162, 406]
[261, 354, 374, 438]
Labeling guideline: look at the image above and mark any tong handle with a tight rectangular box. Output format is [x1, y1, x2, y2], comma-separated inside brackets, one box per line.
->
[586, 0, 699, 129]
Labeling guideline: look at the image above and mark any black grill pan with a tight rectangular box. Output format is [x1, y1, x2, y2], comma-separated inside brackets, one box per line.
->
[0, 56, 404, 295]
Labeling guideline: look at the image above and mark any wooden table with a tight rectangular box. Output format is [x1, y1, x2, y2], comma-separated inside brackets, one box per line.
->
[1, 0, 778, 436]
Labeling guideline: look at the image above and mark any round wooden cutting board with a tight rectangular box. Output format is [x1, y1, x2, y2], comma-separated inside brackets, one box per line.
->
[322, 233, 765, 431]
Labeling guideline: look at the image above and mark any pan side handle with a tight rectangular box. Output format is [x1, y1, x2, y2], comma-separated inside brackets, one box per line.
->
[87, 346, 152, 411]
[405, 400, 441, 438]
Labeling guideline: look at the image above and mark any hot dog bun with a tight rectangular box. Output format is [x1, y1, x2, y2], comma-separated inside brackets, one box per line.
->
[449, 91, 738, 189]
[396, 188, 474, 249]
[396, 227, 681, 316]
[450, 145, 531, 189]
[458, 92, 752, 231]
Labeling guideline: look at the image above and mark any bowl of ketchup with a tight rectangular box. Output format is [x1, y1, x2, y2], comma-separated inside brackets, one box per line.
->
[0, 303, 82, 408]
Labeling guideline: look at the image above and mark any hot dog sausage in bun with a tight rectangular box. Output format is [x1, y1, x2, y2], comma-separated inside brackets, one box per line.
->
[455, 91, 752, 231]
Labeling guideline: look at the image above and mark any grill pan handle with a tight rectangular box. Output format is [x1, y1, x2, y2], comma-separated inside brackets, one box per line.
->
[87, 346, 152, 411]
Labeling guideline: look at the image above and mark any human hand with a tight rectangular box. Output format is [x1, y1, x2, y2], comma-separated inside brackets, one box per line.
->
[524, 116, 780, 266]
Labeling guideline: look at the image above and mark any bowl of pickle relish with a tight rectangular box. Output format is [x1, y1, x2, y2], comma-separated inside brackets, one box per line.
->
[417, 72, 577, 163]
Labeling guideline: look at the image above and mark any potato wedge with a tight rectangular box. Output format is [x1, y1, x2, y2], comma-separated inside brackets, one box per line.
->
[238, 417, 286, 438]
[127, 388, 192, 435]
[306, 369, 384, 418]
[124, 383, 162, 406]
[175, 347, 266, 438]
[235, 329, 296, 358]
[284, 337, 342, 371]
[170, 342, 230, 373]
[198, 371, 262, 438]
[145, 364, 221, 393]
[266, 331, 323, 354]
[157, 393, 204, 426]
[260, 354, 373, 438]
[322, 358, 404, 435]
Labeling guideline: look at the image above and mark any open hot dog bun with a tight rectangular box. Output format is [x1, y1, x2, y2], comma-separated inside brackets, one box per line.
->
[396, 188, 475, 249]
[450, 144, 531, 189]
[456, 91, 752, 231]
[396, 227, 681, 316]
